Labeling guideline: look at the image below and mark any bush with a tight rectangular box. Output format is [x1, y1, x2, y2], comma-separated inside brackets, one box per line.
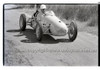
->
[87, 14, 98, 26]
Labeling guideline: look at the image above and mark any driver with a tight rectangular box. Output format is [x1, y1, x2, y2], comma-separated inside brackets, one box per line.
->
[32, 4, 46, 18]
[40, 4, 55, 16]
[40, 4, 47, 15]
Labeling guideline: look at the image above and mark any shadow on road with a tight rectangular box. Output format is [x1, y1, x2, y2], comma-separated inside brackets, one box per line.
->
[6, 29, 71, 44]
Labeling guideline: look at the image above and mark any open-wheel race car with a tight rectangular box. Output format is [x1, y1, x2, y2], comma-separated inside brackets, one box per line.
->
[19, 9, 78, 42]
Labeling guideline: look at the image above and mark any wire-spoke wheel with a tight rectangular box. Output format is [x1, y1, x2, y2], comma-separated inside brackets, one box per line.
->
[68, 21, 78, 41]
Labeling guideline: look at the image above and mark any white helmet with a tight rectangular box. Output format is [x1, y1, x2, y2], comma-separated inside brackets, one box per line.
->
[40, 4, 46, 9]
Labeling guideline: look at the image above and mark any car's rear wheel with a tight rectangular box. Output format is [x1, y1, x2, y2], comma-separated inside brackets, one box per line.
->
[36, 24, 43, 41]
[19, 14, 26, 31]
[68, 21, 78, 41]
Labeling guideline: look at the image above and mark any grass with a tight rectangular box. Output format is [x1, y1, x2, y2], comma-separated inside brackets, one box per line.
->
[74, 20, 98, 36]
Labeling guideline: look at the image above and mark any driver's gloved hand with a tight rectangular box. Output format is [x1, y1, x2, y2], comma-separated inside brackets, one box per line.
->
[34, 10, 39, 17]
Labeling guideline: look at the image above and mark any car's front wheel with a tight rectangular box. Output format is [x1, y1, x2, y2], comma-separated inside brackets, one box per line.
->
[36, 24, 43, 41]
[68, 21, 78, 41]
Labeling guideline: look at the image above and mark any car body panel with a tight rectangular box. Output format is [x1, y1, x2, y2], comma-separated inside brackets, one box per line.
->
[37, 11, 68, 36]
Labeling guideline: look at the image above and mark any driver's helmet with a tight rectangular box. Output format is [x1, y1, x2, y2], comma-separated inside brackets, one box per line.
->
[40, 4, 46, 10]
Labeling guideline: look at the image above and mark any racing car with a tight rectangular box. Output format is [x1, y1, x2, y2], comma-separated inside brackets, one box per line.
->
[19, 7, 78, 42]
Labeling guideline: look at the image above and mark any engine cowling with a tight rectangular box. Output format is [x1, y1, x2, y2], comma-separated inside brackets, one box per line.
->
[44, 12, 68, 36]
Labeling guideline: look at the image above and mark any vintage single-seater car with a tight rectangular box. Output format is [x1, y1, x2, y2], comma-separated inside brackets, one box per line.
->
[19, 10, 78, 42]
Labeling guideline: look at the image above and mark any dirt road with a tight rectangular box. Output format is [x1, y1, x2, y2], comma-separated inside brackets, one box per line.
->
[4, 9, 98, 66]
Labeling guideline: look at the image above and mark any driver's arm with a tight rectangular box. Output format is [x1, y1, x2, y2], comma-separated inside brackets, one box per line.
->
[32, 10, 39, 18]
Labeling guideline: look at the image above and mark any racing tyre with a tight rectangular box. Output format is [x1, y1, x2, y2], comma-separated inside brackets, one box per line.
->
[36, 24, 43, 41]
[68, 21, 78, 41]
[19, 14, 26, 31]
